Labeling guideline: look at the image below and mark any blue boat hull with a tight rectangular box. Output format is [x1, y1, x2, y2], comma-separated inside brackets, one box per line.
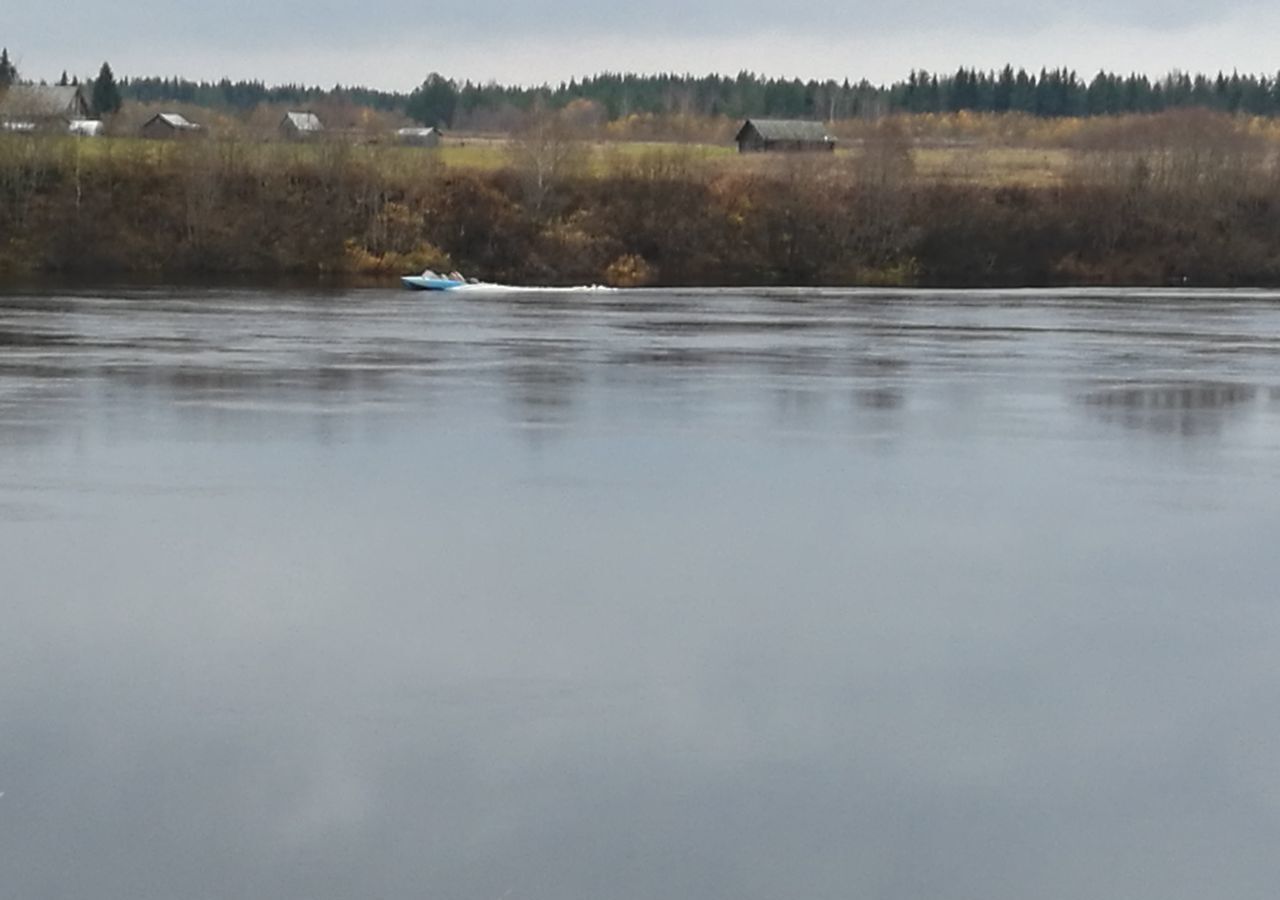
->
[401, 276, 465, 291]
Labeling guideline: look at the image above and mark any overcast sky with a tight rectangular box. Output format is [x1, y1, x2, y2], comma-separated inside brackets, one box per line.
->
[6, 0, 1280, 90]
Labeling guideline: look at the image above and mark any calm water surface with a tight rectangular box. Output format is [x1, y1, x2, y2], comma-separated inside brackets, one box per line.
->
[2, 286, 1280, 899]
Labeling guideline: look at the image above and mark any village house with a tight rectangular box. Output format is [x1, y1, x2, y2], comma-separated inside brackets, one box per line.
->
[140, 112, 203, 139]
[394, 126, 441, 147]
[0, 84, 93, 132]
[734, 118, 835, 153]
[280, 111, 323, 139]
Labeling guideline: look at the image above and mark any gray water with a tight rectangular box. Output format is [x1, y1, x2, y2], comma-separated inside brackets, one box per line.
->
[2, 285, 1280, 900]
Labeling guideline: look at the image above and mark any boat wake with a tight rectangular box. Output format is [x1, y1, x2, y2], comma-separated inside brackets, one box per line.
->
[448, 283, 618, 294]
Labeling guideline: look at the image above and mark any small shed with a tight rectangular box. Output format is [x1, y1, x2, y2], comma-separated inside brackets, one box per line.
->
[734, 118, 835, 153]
[68, 119, 104, 137]
[280, 111, 323, 139]
[395, 126, 441, 147]
[141, 112, 202, 139]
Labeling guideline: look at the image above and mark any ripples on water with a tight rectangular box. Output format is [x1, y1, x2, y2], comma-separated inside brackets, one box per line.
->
[2, 286, 1280, 900]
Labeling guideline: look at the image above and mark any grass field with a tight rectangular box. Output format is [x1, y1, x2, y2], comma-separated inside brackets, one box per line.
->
[437, 136, 736, 171]
[433, 136, 1076, 185]
[910, 146, 1074, 186]
[0, 127, 1247, 189]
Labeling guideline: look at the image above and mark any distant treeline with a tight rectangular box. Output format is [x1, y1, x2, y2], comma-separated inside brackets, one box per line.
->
[118, 67, 1280, 125]
[121, 77, 404, 112]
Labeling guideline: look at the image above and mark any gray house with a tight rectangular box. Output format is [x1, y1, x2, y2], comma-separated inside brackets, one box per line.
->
[141, 112, 202, 139]
[280, 111, 323, 139]
[0, 84, 93, 130]
[734, 119, 835, 153]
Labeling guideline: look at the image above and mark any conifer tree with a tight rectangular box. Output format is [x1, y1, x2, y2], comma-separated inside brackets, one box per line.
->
[92, 61, 121, 114]
[993, 65, 1014, 112]
[406, 72, 457, 126]
[0, 48, 16, 87]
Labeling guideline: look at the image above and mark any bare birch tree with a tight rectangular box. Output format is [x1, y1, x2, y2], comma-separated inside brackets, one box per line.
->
[507, 105, 586, 216]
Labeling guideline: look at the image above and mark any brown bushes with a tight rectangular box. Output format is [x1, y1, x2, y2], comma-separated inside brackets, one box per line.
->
[4, 128, 1280, 286]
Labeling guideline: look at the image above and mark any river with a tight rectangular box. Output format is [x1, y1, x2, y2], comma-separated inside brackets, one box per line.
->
[2, 285, 1280, 899]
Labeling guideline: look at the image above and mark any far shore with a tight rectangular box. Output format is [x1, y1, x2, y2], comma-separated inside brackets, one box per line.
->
[4, 111, 1280, 288]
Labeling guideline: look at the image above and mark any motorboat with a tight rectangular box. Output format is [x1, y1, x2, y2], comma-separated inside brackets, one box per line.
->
[401, 274, 466, 291]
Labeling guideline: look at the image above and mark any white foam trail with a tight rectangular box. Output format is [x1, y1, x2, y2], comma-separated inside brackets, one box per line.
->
[450, 283, 618, 294]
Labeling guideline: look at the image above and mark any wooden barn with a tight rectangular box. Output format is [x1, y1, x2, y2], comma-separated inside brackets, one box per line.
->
[0, 84, 92, 131]
[141, 112, 203, 139]
[280, 111, 324, 139]
[735, 119, 835, 153]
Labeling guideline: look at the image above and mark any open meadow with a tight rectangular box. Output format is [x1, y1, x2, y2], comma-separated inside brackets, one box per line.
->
[436, 137, 1075, 186]
[25, 104, 1280, 188]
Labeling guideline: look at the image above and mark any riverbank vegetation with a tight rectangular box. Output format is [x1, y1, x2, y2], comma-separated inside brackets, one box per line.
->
[4, 108, 1280, 286]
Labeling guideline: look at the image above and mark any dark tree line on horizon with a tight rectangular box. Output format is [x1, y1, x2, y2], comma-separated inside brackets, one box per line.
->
[18, 62, 1280, 124]
[428, 68, 1280, 122]
[119, 76, 405, 113]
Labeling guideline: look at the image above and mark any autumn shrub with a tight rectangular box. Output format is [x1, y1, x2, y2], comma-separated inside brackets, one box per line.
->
[7, 127, 1280, 286]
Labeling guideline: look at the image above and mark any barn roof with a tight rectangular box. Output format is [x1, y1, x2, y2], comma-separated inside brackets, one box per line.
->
[283, 111, 323, 131]
[736, 118, 833, 143]
[0, 84, 89, 119]
[149, 112, 200, 129]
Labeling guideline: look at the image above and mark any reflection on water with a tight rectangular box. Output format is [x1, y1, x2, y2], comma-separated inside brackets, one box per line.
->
[856, 386, 904, 410]
[3, 286, 1280, 900]
[1081, 381, 1260, 437]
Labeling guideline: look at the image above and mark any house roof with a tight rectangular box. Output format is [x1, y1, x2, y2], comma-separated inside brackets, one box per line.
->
[736, 118, 833, 143]
[0, 84, 89, 119]
[283, 111, 323, 131]
[149, 112, 200, 130]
